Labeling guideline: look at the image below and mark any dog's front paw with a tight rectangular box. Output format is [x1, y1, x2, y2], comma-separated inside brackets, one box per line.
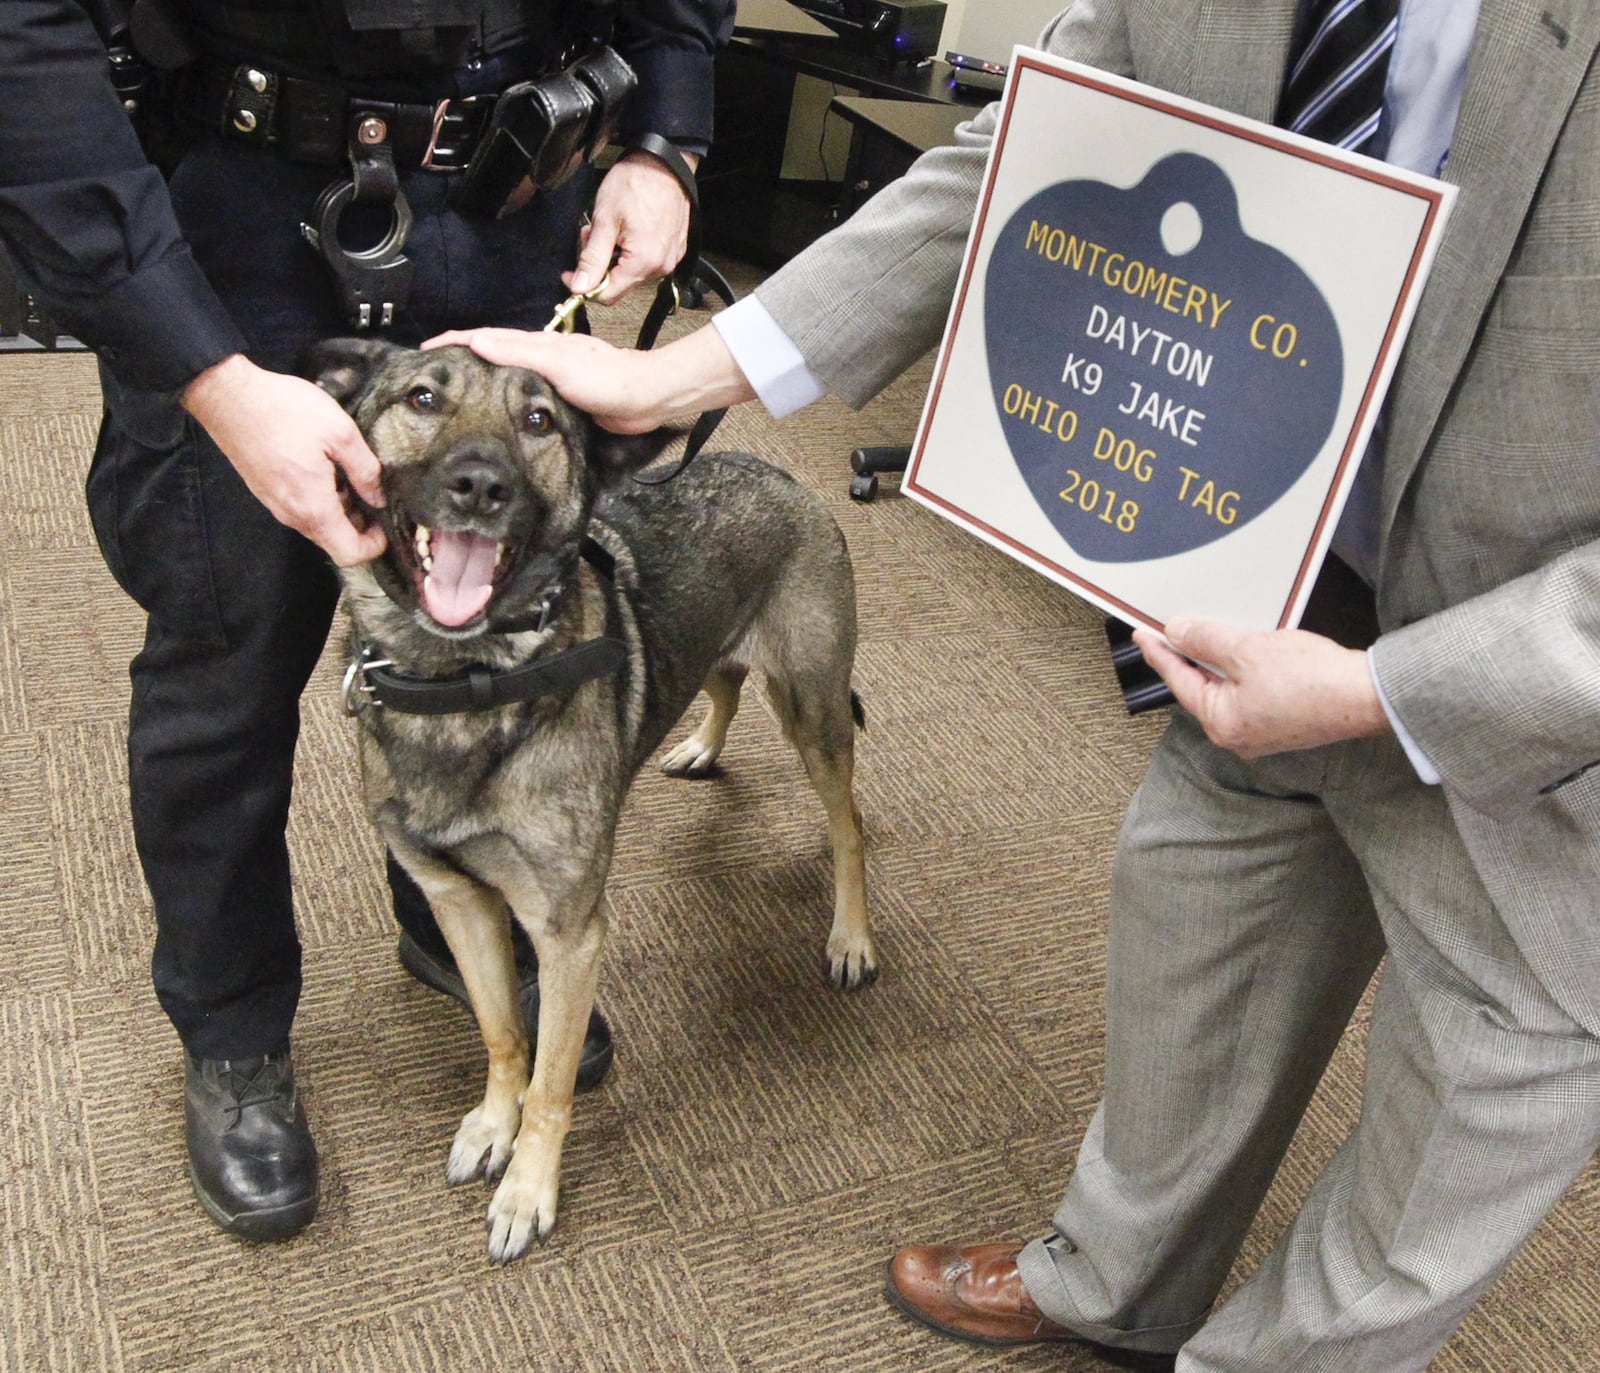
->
[825, 932, 879, 991]
[485, 1151, 561, 1263]
[659, 733, 722, 778]
[446, 1101, 520, 1187]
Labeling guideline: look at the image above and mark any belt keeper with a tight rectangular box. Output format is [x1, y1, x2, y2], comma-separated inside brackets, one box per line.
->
[222, 64, 277, 144]
[466, 667, 496, 710]
[349, 111, 401, 206]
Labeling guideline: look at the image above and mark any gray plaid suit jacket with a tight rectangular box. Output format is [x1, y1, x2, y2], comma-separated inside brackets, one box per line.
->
[755, 0, 1600, 1036]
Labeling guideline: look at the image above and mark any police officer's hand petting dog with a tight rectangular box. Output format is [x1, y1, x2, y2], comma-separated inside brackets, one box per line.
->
[0, 0, 733, 1244]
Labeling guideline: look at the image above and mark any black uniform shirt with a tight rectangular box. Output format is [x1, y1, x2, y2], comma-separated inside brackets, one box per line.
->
[0, 1, 248, 394]
[611, 0, 735, 152]
[0, 0, 735, 396]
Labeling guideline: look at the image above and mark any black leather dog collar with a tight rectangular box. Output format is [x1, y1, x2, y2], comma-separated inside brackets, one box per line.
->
[345, 635, 626, 716]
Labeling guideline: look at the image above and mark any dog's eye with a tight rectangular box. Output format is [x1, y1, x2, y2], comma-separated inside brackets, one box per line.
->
[523, 405, 554, 435]
[407, 386, 439, 413]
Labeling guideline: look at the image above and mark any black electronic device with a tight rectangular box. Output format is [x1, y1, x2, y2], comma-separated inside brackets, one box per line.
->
[792, 0, 947, 63]
[944, 49, 1006, 93]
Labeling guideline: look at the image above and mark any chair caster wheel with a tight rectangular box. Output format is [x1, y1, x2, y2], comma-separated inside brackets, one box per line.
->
[849, 473, 880, 502]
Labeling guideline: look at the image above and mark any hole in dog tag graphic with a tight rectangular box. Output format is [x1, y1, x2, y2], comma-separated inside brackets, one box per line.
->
[983, 152, 1342, 562]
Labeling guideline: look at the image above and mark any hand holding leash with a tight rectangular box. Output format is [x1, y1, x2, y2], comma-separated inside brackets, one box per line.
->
[544, 269, 612, 333]
[565, 146, 698, 304]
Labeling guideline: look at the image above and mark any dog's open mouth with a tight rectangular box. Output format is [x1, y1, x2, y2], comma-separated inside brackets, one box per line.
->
[393, 514, 521, 629]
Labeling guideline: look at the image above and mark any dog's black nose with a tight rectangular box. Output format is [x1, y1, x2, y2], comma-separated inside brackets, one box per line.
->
[440, 449, 516, 518]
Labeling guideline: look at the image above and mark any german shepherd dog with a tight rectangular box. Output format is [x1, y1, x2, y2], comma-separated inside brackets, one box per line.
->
[308, 338, 876, 1263]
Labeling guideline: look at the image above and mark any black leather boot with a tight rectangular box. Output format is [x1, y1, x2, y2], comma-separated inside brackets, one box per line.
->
[396, 932, 615, 1091]
[185, 1048, 320, 1241]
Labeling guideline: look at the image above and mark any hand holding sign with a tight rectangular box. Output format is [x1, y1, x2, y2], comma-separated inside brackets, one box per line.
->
[1132, 617, 1387, 756]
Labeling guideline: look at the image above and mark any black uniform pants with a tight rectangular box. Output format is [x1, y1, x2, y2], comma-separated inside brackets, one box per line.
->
[86, 123, 585, 1059]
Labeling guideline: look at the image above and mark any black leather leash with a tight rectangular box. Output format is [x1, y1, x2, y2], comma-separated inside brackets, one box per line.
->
[631, 255, 736, 486]
[343, 537, 627, 716]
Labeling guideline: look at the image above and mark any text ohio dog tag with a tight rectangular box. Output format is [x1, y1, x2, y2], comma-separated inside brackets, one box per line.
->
[982, 152, 1342, 563]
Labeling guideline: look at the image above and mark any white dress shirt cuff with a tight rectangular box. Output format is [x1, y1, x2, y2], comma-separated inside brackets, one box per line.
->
[1368, 647, 1442, 785]
[710, 296, 829, 419]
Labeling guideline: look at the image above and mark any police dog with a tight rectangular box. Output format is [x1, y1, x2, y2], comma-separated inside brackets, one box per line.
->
[309, 338, 876, 1264]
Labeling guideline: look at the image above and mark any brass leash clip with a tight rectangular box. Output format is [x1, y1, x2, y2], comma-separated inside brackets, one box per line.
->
[543, 269, 612, 333]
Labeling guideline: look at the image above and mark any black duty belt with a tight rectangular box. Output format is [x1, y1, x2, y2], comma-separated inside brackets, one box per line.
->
[185, 61, 497, 169]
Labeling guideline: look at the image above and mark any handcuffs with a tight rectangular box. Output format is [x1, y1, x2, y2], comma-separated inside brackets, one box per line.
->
[300, 169, 620, 334]
[300, 123, 415, 329]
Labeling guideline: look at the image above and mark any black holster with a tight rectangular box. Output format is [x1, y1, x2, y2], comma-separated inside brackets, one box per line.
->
[453, 46, 637, 219]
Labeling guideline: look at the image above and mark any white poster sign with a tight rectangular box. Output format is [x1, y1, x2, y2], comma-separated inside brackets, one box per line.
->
[905, 48, 1455, 632]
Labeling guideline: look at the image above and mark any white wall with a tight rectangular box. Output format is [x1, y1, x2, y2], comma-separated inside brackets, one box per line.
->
[951, 0, 1062, 62]
[939, 0, 969, 51]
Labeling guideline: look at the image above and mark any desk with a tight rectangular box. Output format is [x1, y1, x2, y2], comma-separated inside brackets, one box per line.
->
[699, 32, 986, 267]
[0, 249, 82, 352]
[725, 33, 980, 104]
[730, 0, 836, 38]
[830, 94, 971, 220]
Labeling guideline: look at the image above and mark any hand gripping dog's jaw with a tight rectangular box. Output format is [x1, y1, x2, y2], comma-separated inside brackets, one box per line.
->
[304, 338, 675, 635]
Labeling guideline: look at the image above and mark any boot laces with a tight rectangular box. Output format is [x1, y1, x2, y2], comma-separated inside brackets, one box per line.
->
[213, 1054, 292, 1129]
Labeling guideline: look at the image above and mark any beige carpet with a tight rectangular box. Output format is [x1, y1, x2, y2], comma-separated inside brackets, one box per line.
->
[0, 259, 1595, 1372]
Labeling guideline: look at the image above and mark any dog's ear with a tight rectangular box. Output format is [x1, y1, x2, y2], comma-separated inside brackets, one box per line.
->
[300, 337, 405, 411]
[585, 422, 683, 483]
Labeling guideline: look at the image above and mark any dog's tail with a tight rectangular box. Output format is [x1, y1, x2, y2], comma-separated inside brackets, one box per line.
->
[850, 689, 866, 730]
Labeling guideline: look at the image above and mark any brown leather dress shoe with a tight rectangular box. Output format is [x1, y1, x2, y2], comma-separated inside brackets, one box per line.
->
[885, 1241, 1177, 1371]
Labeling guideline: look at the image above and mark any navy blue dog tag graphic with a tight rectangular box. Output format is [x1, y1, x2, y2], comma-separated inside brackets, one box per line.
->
[983, 152, 1342, 562]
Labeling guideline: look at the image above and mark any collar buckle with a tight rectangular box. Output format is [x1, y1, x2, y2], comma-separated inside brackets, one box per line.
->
[535, 588, 560, 634]
[341, 648, 394, 716]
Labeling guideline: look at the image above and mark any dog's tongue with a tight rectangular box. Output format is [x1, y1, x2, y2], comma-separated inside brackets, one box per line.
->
[422, 529, 497, 627]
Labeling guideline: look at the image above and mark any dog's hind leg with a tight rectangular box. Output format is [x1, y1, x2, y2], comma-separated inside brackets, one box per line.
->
[392, 853, 530, 1188]
[765, 676, 878, 991]
[660, 663, 748, 777]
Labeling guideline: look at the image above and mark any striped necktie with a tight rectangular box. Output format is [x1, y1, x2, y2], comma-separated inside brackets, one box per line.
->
[1276, 0, 1401, 153]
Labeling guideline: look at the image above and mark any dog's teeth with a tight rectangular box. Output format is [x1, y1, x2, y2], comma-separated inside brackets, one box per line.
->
[495, 544, 506, 568]
[422, 555, 434, 572]
[416, 525, 432, 556]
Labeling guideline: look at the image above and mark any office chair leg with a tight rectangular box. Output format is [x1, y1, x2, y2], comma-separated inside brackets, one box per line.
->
[848, 445, 911, 501]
